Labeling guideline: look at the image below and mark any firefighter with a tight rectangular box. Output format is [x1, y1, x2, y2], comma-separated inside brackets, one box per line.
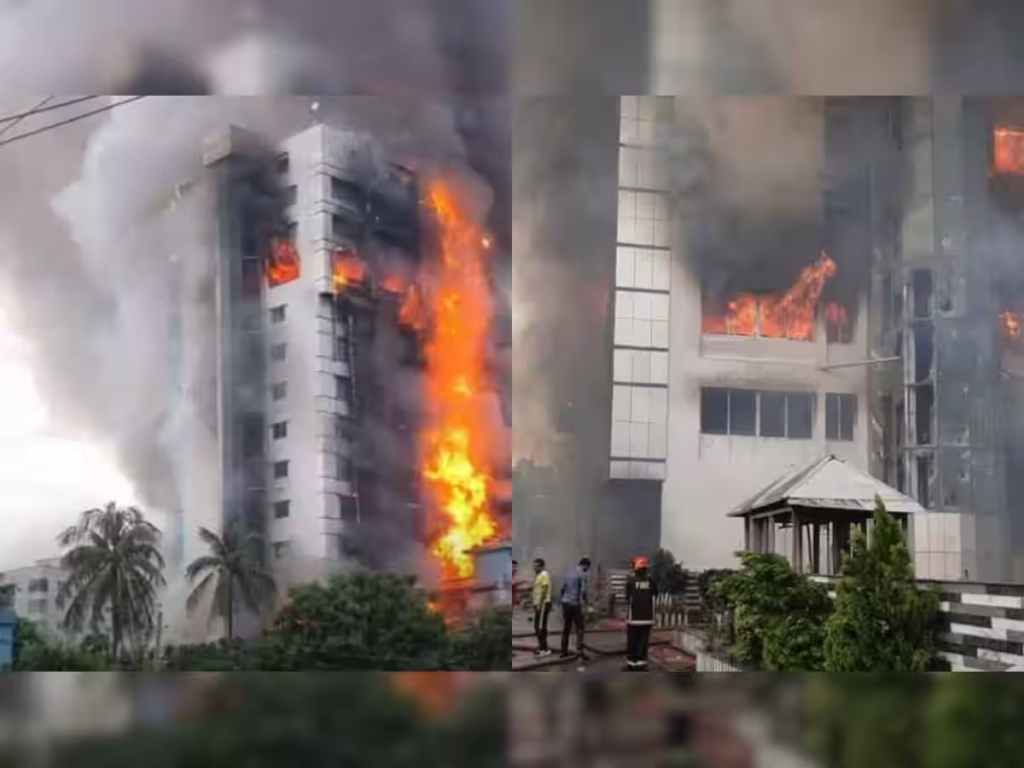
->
[623, 555, 658, 671]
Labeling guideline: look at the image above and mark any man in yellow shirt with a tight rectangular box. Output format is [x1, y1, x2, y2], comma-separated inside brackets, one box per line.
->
[532, 557, 553, 657]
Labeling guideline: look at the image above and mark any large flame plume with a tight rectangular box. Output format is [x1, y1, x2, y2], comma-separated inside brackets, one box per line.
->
[332, 247, 366, 291]
[420, 178, 500, 581]
[702, 251, 837, 341]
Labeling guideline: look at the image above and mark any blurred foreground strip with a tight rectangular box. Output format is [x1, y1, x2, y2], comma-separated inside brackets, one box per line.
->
[0, 673, 506, 768]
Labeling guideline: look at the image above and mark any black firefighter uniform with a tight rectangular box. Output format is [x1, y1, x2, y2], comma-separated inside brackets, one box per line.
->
[625, 573, 658, 668]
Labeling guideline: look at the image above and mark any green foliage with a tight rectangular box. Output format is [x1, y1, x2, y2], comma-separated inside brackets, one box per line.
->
[447, 607, 511, 670]
[259, 573, 448, 670]
[711, 552, 831, 670]
[185, 523, 276, 640]
[824, 497, 940, 672]
[57, 501, 166, 657]
[650, 548, 688, 594]
[11, 619, 107, 671]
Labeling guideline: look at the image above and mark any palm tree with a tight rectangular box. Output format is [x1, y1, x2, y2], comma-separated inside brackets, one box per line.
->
[56, 502, 166, 658]
[185, 523, 276, 640]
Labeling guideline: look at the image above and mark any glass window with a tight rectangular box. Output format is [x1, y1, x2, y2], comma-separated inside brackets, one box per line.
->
[28, 599, 47, 614]
[730, 390, 757, 436]
[27, 578, 48, 594]
[335, 375, 350, 402]
[273, 461, 289, 479]
[270, 343, 287, 362]
[273, 500, 290, 519]
[270, 305, 286, 323]
[700, 389, 729, 435]
[272, 382, 287, 401]
[272, 421, 288, 440]
[335, 337, 350, 362]
[787, 393, 814, 439]
[760, 393, 786, 438]
[826, 393, 857, 441]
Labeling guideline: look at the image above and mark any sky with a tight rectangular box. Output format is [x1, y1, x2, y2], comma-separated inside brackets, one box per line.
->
[0, 310, 138, 571]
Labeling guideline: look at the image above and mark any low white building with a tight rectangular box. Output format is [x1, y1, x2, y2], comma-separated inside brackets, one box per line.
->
[0, 558, 76, 640]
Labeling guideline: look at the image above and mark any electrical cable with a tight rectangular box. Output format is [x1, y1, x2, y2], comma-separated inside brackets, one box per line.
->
[0, 95, 54, 140]
[0, 95, 101, 124]
[0, 96, 145, 150]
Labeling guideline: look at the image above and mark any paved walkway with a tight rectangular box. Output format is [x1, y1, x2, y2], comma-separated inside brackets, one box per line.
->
[512, 609, 695, 671]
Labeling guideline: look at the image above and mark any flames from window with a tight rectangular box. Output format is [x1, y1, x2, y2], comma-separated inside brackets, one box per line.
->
[702, 251, 838, 341]
[1000, 308, 1022, 341]
[994, 127, 1024, 176]
[332, 248, 366, 291]
[266, 237, 300, 287]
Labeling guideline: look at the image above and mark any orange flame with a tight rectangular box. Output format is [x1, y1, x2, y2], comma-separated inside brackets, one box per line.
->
[398, 283, 429, 331]
[420, 178, 499, 581]
[702, 252, 837, 341]
[1001, 309, 1022, 341]
[266, 237, 301, 287]
[994, 127, 1024, 176]
[332, 248, 366, 292]
[393, 672, 468, 716]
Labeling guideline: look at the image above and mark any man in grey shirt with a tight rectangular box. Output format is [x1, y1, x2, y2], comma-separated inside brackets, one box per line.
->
[559, 557, 592, 660]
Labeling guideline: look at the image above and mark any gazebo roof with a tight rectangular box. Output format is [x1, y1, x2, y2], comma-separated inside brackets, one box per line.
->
[728, 454, 926, 518]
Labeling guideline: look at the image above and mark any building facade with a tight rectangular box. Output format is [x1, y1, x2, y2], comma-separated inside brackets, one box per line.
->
[607, 97, 1001, 579]
[0, 559, 74, 641]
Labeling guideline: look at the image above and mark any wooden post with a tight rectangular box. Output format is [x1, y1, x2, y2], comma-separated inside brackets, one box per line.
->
[744, 517, 751, 552]
[812, 522, 822, 575]
[791, 510, 803, 573]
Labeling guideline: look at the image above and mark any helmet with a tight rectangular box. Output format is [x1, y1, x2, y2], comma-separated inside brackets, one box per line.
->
[633, 556, 649, 570]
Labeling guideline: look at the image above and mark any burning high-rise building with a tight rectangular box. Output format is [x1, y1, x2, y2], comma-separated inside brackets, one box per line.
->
[162, 121, 506, 638]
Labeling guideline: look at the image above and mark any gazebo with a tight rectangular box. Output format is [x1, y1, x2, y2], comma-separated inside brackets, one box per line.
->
[728, 454, 925, 576]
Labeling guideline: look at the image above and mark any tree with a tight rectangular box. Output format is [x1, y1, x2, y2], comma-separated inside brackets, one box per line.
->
[260, 573, 448, 670]
[711, 551, 831, 670]
[56, 502, 166, 658]
[824, 497, 939, 672]
[650, 548, 688, 595]
[11, 618, 107, 671]
[446, 607, 511, 670]
[185, 523, 276, 640]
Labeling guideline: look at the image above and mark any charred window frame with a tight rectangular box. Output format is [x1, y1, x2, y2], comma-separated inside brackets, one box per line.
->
[700, 388, 755, 436]
[826, 393, 857, 441]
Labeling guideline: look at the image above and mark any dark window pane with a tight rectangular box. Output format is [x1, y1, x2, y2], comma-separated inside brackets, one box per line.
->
[730, 390, 756, 436]
[340, 495, 360, 523]
[840, 394, 856, 441]
[760, 392, 786, 437]
[271, 343, 287, 362]
[700, 389, 728, 435]
[272, 421, 288, 440]
[912, 270, 932, 319]
[284, 186, 297, 206]
[273, 501, 290, 519]
[826, 393, 840, 440]
[788, 394, 814, 439]
[273, 461, 289, 479]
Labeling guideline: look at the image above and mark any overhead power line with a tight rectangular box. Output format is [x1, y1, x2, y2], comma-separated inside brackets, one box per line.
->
[0, 95, 101, 125]
[0, 96, 146, 150]
[0, 95, 54, 140]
